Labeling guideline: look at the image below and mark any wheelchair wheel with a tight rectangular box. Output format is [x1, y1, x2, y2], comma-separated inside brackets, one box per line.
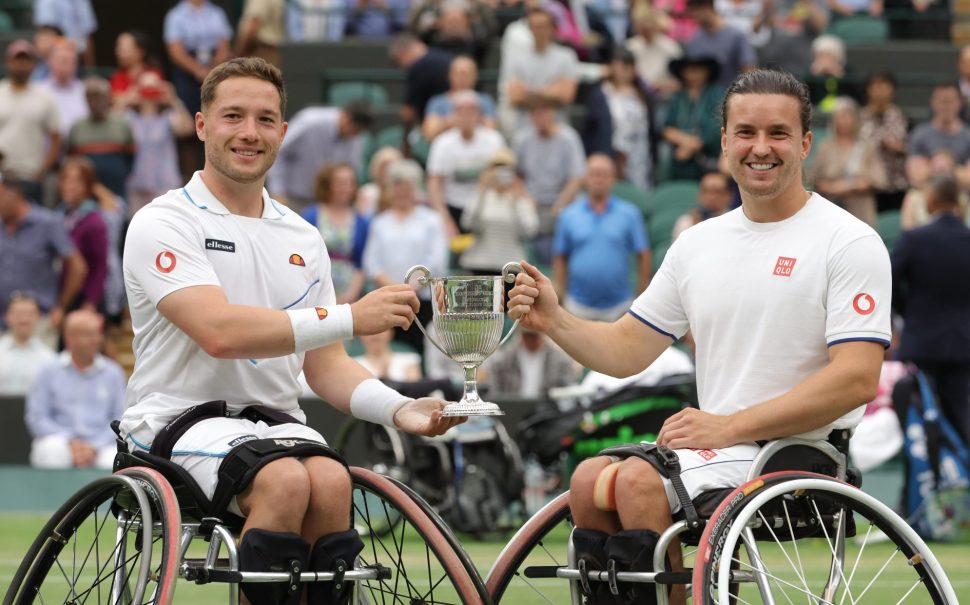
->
[4, 468, 181, 605]
[694, 471, 958, 605]
[484, 492, 573, 604]
[349, 467, 488, 604]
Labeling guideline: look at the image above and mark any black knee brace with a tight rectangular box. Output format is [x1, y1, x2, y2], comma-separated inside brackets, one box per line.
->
[572, 528, 616, 605]
[307, 529, 365, 605]
[605, 529, 663, 605]
[238, 529, 310, 605]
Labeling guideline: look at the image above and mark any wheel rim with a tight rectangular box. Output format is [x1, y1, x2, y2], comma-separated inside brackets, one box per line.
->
[15, 476, 164, 605]
[699, 475, 956, 605]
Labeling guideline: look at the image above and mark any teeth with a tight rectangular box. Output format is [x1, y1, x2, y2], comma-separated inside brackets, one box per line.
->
[236, 150, 258, 156]
[750, 163, 774, 170]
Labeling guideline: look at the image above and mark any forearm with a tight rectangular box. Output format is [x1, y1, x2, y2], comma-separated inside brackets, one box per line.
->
[427, 176, 448, 213]
[548, 312, 662, 378]
[304, 344, 375, 414]
[41, 134, 61, 174]
[637, 251, 652, 293]
[552, 255, 568, 297]
[58, 256, 87, 309]
[538, 79, 578, 105]
[167, 43, 204, 74]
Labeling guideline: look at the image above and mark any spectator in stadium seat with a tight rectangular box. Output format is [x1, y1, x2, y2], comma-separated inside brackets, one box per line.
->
[513, 94, 586, 264]
[828, 0, 884, 17]
[67, 77, 136, 198]
[0, 293, 56, 396]
[603, 46, 655, 190]
[672, 169, 734, 240]
[807, 96, 886, 227]
[355, 146, 403, 217]
[480, 328, 580, 400]
[33, 0, 97, 68]
[906, 82, 970, 191]
[58, 157, 110, 314]
[498, 6, 579, 140]
[25, 310, 125, 469]
[900, 149, 970, 230]
[164, 0, 233, 117]
[354, 328, 423, 382]
[662, 54, 724, 181]
[345, 0, 410, 38]
[267, 100, 373, 210]
[109, 30, 164, 102]
[756, 0, 829, 78]
[0, 172, 86, 334]
[860, 71, 909, 212]
[427, 90, 506, 237]
[892, 173, 970, 444]
[624, 4, 683, 99]
[40, 40, 88, 142]
[683, 0, 757, 90]
[0, 40, 61, 204]
[300, 163, 369, 304]
[235, 0, 286, 67]
[806, 34, 863, 112]
[423, 0, 495, 67]
[422, 55, 498, 142]
[553, 154, 651, 322]
[388, 33, 454, 131]
[30, 24, 63, 82]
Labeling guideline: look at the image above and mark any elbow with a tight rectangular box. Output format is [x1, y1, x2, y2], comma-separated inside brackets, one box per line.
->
[198, 331, 239, 359]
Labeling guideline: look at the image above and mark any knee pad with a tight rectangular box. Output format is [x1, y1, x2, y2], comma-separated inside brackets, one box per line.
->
[605, 529, 663, 605]
[593, 462, 622, 511]
[238, 529, 310, 605]
[571, 528, 616, 605]
[307, 529, 364, 605]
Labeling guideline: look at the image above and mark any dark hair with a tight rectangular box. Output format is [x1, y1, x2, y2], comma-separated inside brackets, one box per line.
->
[313, 162, 358, 205]
[60, 156, 98, 200]
[343, 100, 374, 130]
[200, 57, 286, 115]
[865, 71, 896, 89]
[120, 30, 158, 68]
[35, 24, 64, 36]
[0, 170, 26, 197]
[721, 69, 812, 135]
[933, 81, 961, 96]
[928, 173, 959, 207]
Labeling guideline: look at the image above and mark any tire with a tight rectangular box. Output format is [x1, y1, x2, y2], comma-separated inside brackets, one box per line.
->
[484, 492, 572, 604]
[4, 468, 182, 605]
[694, 471, 958, 605]
[349, 466, 489, 604]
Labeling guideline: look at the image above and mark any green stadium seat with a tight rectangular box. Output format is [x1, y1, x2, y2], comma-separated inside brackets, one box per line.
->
[613, 179, 652, 221]
[826, 15, 888, 44]
[0, 10, 14, 32]
[877, 209, 902, 252]
[326, 81, 389, 108]
[646, 180, 700, 247]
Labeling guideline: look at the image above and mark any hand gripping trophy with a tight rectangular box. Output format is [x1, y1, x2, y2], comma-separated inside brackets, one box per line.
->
[404, 262, 523, 416]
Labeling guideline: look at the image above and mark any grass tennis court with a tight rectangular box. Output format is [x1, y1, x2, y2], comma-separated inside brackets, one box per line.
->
[2, 512, 969, 604]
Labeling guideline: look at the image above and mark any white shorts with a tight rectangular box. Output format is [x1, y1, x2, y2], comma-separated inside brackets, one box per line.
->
[127, 417, 327, 516]
[612, 442, 761, 513]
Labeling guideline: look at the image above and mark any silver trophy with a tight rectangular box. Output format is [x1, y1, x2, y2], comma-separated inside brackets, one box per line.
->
[404, 262, 522, 417]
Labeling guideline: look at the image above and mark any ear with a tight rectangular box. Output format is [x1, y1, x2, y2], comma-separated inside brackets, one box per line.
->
[195, 112, 205, 142]
[800, 130, 813, 161]
[721, 127, 727, 156]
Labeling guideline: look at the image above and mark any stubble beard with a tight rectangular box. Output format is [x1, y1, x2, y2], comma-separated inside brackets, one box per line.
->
[206, 144, 277, 185]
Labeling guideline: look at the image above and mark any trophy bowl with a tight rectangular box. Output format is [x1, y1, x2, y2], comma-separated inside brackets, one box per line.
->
[405, 263, 522, 417]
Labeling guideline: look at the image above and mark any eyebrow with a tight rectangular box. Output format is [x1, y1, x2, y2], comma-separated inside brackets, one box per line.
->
[220, 105, 279, 116]
[732, 122, 794, 131]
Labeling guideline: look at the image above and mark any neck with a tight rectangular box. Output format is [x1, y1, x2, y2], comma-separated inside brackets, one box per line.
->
[935, 116, 960, 132]
[589, 193, 609, 208]
[72, 353, 95, 370]
[534, 39, 550, 52]
[459, 127, 474, 139]
[200, 169, 265, 218]
[4, 204, 29, 230]
[12, 333, 31, 346]
[868, 100, 889, 113]
[740, 185, 810, 223]
[9, 77, 28, 90]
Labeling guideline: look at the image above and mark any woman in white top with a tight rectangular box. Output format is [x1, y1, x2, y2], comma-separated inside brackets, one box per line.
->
[354, 329, 422, 382]
[602, 47, 653, 190]
[459, 147, 539, 274]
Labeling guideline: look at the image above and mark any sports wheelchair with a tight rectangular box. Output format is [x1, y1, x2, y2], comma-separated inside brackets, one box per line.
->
[3, 443, 491, 604]
[483, 431, 958, 604]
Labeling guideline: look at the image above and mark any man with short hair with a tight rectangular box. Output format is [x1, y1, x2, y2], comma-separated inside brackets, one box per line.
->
[553, 154, 651, 322]
[0, 293, 56, 396]
[67, 76, 136, 197]
[422, 55, 498, 141]
[509, 70, 889, 604]
[267, 100, 373, 210]
[906, 82, 970, 190]
[39, 39, 88, 140]
[26, 309, 124, 469]
[32, 0, 98, 68]
[672, 170, 734, 239]
[684, 0, 757, 90]
[0, 172, 86, 333]
[0, 39, 61, 203]
[388, 33, 453, 129]
[426, 90, 506, 236]
[120, 58, 461, 605]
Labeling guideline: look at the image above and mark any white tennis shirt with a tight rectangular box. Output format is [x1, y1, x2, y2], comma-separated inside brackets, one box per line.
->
[119, 172, 336, 442]
[630, 193, 892, 440]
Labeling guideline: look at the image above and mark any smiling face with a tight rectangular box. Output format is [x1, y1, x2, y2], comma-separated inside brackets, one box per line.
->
[197, 76, 287, 186]
[722, 93, 811, 204]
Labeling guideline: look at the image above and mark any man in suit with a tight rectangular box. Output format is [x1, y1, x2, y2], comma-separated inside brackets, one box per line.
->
[892, 173, 970, 443]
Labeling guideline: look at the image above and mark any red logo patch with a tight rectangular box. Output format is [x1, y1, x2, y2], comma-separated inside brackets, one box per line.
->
[693, 449, 718, 461]
[315, 307, 328, 320]
[853, 293, 875, 315]
[155, 251, 176, 274]
[773, 256, 797, 277]
[289, 254, 305, 267]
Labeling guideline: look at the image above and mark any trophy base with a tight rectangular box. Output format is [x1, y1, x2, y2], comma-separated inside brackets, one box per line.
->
[441, 401, 505, 417]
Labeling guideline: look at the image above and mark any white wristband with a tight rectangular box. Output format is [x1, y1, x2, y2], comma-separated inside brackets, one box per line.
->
[350, 378, 413, 428]
[287, 304, 354, 353]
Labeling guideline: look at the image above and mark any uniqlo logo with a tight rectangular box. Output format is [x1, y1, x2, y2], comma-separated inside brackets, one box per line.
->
[694, 449, 718, 461]
[773, 256, 797, 277]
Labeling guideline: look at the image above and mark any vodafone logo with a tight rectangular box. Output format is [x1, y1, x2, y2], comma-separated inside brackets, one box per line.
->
[155, 251, 176, 274]
[852, 293, 875, 315]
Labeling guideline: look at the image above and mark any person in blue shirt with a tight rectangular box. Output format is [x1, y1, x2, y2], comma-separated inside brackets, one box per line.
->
[553, 154, 652, 321]
[25, 309, 126, 469]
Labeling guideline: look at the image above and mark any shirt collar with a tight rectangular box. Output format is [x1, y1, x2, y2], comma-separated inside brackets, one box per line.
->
[581, 195, 616, 213]
[181, 171, 287, 220]
[58, 351, 106, 372]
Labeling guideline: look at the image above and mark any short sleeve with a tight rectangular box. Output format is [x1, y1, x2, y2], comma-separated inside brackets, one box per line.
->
[48, 216, 76, 258]
[824, 234, 892, 347]
[163, 9, 181, 44]
[626, 206, 649, 252]
[123, 207, 222, 306]
[215, 6, 234, 39]
[552, 211, 570, 255]
[479, 94, 497, 118]
[425, 95, 448, 117]
[629, 238, 688, 340]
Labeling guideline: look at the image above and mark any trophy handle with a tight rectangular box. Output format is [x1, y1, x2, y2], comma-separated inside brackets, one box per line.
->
[403, 264, 451, 357]
[498, 261, 523, 348]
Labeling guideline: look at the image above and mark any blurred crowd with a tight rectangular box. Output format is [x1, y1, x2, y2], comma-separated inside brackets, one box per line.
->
[2, 0, 970, 467]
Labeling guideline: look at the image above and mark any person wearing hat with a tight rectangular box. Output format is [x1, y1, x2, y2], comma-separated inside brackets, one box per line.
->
[683, 0, 757, 90]
[0, 40, 61, 204]
[458, 147, 539, 274]
[662, 54, 724, 180]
